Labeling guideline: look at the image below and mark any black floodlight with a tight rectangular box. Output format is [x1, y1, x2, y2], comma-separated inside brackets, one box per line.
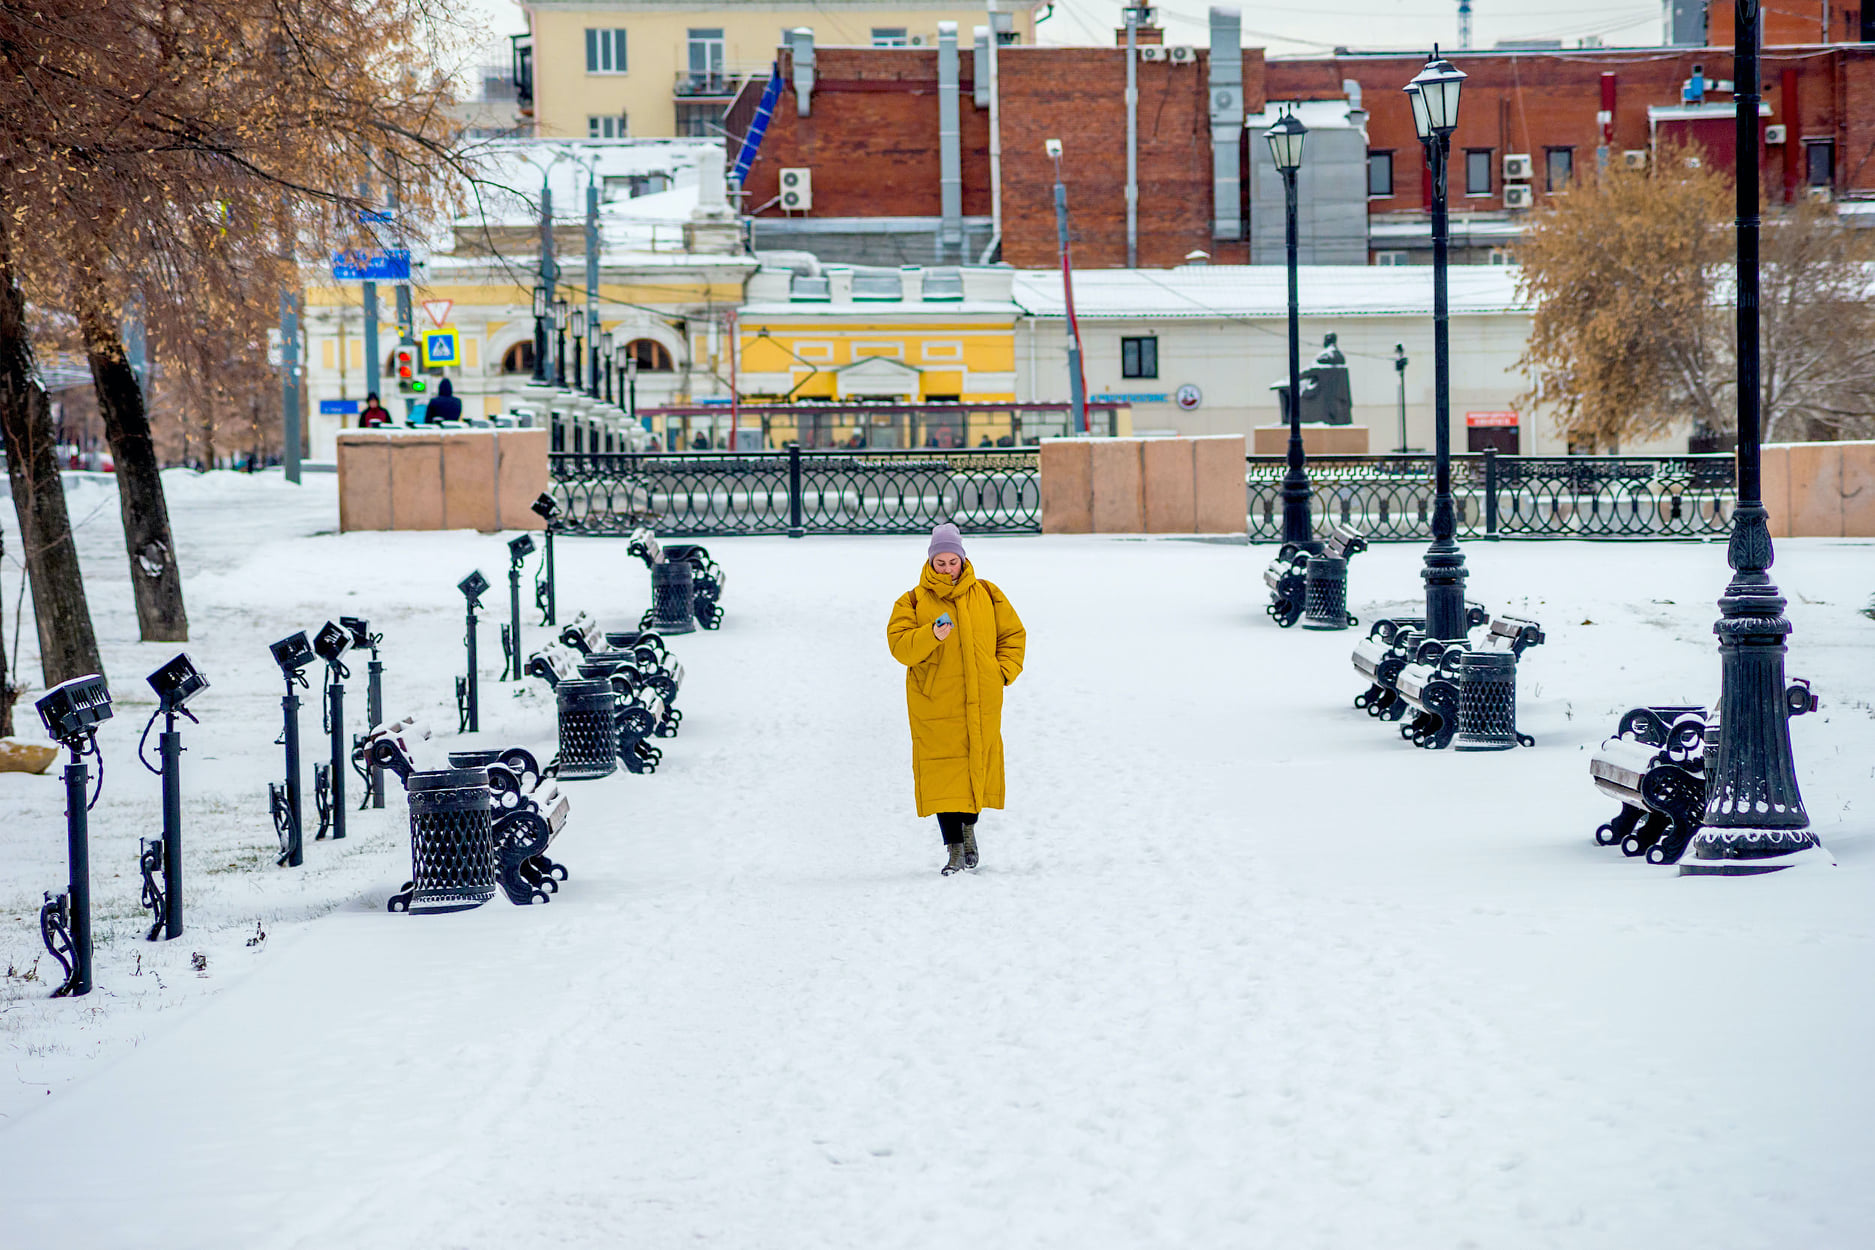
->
[531, 492, 558, 522]
[146, 653, 208, 714]
[270, 631, 315, 678]
[340, 615, 380, 651]
[458, 569, 489, 608]
[508, 534, 537, 563]
[312, 620, 352, 665]
[36, 674, 113, 747]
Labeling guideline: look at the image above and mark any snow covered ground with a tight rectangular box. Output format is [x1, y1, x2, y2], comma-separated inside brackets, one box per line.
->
[2, 470, 1874, 1248]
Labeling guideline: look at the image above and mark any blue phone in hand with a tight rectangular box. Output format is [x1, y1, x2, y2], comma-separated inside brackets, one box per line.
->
[935, 612, 953, 628]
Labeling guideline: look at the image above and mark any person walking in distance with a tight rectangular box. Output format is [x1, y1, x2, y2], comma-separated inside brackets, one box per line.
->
[887, 523, 1026, 875]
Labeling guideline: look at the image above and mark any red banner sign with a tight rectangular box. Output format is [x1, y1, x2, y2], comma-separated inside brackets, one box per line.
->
[1465, 411, 1519, 427]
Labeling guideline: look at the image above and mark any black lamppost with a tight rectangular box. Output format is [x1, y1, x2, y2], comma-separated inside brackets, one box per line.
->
[1405, 50, 1470, 640]
[530, 284, 549, 384]
[1267, 109, 1314, 552]
[625, 349, 639, 428]
[552, 297, 568, 388]
[1393, 343, 1411, 452]
[571, 307, 586, 393]
[1682, 0, 1824, 875]
[601, 330, 615, 404]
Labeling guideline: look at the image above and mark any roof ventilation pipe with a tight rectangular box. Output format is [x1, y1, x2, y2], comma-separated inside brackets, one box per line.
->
[1208, 8, 1244, 242]
[788, 28, 815, 117]
[938, 22, 964, 260]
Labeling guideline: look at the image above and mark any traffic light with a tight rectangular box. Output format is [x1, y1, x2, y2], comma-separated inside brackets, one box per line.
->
[393, 345, 425, 394]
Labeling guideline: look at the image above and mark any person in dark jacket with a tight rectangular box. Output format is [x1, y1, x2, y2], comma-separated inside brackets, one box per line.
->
[426, 377, 463, 423]
[358, 393, 392, 427]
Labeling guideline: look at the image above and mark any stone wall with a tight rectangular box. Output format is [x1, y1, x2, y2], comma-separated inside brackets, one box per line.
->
[336, 429, 548, 533]
[1040, 436, 1246, 534]
[1762, 440, 1875, 538]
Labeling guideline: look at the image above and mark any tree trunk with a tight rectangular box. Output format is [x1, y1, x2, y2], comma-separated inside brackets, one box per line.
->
[0, 531, 16, 737]
[74, 278, 188, 642]
[0, 236, 103, 688]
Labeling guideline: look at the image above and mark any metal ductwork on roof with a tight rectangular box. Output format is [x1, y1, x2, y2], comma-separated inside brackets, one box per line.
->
[938, 22, 963, 258]
[974, 27, 991, 109]
[1208, 7, 1244, 241]
[788, 27, 815, 117]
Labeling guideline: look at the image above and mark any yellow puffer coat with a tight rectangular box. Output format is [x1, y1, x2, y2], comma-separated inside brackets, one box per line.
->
[886, 559, 1027, 817]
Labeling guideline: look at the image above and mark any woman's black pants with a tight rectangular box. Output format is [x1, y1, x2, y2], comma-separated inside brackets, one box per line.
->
[936, 812, 977, 845]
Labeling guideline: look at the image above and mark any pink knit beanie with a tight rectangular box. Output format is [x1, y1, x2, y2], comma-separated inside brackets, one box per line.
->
[927, 523, 966, 561]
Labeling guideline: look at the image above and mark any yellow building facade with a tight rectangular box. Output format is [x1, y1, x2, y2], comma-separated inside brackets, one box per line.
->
[521, 0, 1038, 139]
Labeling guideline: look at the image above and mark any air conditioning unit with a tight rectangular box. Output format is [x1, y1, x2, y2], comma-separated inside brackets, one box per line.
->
[779, 167, 813, 212]
[1622, 149, 1648, 169]
[1764, 124, 1787, 145]
[1167, 45, 1196, 64]
[910, 34, 925, 46]
[1504, 184, 1535, 209]
[1139, 44, 1166, 61]
[1503, 154, 1534, 181]
[1808, 185, 1833, 203]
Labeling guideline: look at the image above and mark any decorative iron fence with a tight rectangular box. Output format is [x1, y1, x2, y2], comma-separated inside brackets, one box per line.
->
[551, 446, 1042, 536]
[1246, 451, 1737, 541]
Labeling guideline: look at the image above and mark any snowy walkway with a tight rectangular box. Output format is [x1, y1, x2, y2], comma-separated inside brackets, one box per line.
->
[3, 475, 1874, 1247]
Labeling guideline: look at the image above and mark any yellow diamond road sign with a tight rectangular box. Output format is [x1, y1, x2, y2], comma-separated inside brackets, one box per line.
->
[421, 326, 459, 368]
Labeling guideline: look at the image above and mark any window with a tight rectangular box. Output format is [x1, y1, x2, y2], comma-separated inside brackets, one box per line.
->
[687, 28, 725, 93]
[1367, 151, 1394, 197]
[1545, 147, 1574, 192]
[625, 339, 674, 371]
[1806, 140, 1834, 187]
[1373, 250, 1410, 266]
[501, 342, 536, 374]
[1465, 149, 1493, 196]
[587, 115, 627, 138]
[871, 27, 909, 47]
[674, 102, 721, 137]
[1121, 336, 1158, 380]
[584, 28, 627, 74]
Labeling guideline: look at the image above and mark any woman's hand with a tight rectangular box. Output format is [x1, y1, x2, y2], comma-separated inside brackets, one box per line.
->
[933, 621, 954, 641]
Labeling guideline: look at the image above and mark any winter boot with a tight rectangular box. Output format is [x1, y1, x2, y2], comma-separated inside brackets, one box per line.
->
[962, 821, 979, 870]
[941, 842, 967, 876]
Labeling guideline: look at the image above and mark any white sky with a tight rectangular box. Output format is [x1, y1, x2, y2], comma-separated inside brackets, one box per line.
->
[452, 1, 1670, 70]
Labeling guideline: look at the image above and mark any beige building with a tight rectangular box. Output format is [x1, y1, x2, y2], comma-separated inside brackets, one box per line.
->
[517, 0, 1038, 139]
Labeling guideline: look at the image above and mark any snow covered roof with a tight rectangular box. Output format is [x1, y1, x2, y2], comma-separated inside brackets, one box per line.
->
[1011, 265, 1530, 320]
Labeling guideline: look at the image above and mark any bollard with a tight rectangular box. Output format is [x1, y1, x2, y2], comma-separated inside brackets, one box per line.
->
[458, 571, 488, 733]
[555, 679, 619, 780]
[1302, 555, 1355, 631]
[1454, 650, 1530, 751]
[268, 632, 315, 867]
[141, 653, 208, 940]
[312, 621, 352, 840]
[649, 561, 697, 635]
[35, 675, 113, 997]
[387, 767, 496, 914]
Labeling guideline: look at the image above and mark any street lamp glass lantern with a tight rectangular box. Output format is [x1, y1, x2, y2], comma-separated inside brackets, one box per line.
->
[553, 297, 568, 330]
[531, 285, 547, 318]
[1406, 54, 1465, 138]
[1265, 111, 1308, 173]
[601, 330, 614, 356]
[571, 308, 585, 338]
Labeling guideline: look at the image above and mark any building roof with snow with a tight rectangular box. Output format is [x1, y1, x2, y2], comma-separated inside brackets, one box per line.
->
[1011, 265, 1530, 321]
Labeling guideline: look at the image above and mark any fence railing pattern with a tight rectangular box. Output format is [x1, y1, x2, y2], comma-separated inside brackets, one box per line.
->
[551, 447, 1042, 536]
[1246, 452, 1737, 541]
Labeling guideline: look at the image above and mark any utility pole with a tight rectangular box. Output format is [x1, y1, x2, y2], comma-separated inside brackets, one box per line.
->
[586, 165, 601, 398]
[1046, 139, 1089, 435]
[1125, 6, 1139, 268]
[280, 289, 300, 483]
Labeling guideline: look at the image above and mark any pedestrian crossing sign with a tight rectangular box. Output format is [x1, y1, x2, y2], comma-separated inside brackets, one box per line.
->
[421, 326, 459, 368]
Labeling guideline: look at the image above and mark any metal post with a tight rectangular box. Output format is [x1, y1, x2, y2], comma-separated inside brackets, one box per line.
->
[1684, 0, 1821, 876]
[366, 653, 384, 809]
[539, 525, 557, 625]
[1280, 164, 1314, 552]
[1421, 133, 1469, 639]
[788, 442, 805, 538]
[1125, 9, 1139, 269]
[325, 670, 346, 840]
[1049, 144, 1088, 434]
[533, 179, 553, 385]
[1394, 343, 1410, 452]
[160, 713, 182, 938]
[62, 752, 93, 995]
[280, 289, 300, 483]
[464, 606, 480, 733]
[508, 560, 523, 681]
[586, 173, 602, 398]
[1483, 446, 1500, 537]
[572, 333, 583, 392]
[282, 683, 303, 868]
[363, 281, 380, 400]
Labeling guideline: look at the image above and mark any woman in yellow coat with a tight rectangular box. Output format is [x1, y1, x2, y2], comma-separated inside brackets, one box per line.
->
[886, 523, 1027, 875]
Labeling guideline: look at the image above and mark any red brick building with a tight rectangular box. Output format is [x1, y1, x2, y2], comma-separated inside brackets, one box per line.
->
[730, 22, 1875, 269]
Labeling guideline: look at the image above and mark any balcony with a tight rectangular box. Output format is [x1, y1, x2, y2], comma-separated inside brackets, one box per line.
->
[673, 69, 756, 99]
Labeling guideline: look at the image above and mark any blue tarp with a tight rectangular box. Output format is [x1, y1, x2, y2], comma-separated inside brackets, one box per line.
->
[731, 64, 783, 185]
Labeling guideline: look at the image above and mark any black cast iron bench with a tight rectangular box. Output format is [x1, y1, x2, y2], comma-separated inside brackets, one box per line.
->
[1262, 544, 1310, 629]
[1589, 706, 1712, 864]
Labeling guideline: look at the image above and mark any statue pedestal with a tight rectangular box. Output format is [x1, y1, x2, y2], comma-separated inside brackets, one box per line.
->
[1253, 425, 1370, 455]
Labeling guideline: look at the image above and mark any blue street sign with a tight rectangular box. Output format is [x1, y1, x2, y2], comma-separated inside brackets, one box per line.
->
[330, 249, 411, 282]
[319, 400, 359, 415]
[356, 209, 396, 225]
